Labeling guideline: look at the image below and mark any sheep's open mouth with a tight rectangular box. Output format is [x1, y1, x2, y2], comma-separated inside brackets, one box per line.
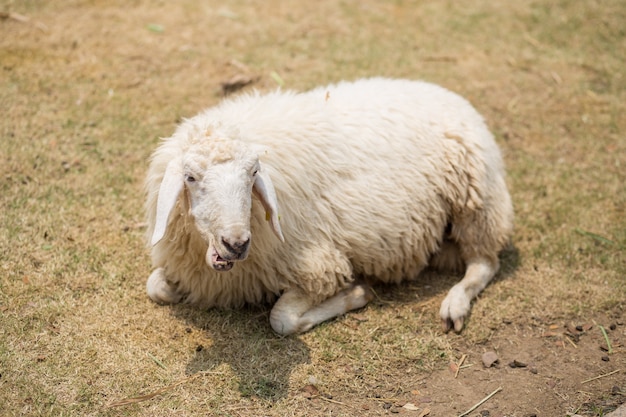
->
[209, 248, 234, 272]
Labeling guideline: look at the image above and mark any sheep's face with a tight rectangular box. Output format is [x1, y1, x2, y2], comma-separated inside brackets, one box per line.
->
[151, 137, 284, 271]
[183, 144, 260, 271]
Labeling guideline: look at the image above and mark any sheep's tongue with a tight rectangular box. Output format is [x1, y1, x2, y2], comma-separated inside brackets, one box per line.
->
[207, 248, 234, 272]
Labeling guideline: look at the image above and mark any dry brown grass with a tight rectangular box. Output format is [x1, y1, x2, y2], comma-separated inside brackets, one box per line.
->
[1, 0, 625, 416]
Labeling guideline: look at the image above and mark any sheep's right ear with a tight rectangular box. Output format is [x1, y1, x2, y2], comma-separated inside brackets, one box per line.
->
[151, 159, 184, 246]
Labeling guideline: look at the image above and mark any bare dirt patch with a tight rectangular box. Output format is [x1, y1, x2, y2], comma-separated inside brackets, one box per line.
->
[1, 1, 624, 416]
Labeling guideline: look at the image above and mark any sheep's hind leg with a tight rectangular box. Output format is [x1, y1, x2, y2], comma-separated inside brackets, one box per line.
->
[146, 268, 183, 304]
[270, 284, 374, 335]
[439, 257, 499, 333]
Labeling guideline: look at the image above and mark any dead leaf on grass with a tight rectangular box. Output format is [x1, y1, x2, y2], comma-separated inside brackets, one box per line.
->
[299, 384, 320, 399]
[221, 74, 259, 95]
[146, 23, 164, 33]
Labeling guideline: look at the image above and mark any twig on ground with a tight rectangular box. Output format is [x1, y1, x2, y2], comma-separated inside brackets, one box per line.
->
[458, 387, 503, 417]
[599, 325, 613, 354]
[318, 396, 352, 407]
[147, 352, 167, 370]
[523, 33, 542, 49]
[0, 11, 48, 31]
[564, 335, 578, 349]
[106, 371, 225, 408]
[455, 354, 467, 379]
[0, 11, 29, 22]
[574, 228, 618, 247]
[581, 369, 621, 385]
[228, 59, 252, 73]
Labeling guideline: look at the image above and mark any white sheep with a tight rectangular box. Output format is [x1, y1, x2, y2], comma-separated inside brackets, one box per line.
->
[145, 77, 514, 335]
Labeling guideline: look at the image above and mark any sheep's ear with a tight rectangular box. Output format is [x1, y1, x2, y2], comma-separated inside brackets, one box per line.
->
[151, 159, 184, 246]
[253, 163, 284, 243]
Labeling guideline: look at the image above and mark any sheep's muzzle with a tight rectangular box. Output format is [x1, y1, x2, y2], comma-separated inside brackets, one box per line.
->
[206, 247, 235, 271]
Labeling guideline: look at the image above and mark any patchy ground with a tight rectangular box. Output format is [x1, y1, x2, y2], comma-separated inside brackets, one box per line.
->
[1, 0, 625, 416]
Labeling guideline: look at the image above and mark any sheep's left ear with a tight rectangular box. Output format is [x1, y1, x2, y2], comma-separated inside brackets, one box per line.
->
[253, 163, 284, 242]
[151, 158, 184, 246]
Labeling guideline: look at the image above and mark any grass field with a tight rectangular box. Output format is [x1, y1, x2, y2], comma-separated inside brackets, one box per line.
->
[1, 1, 625, 416]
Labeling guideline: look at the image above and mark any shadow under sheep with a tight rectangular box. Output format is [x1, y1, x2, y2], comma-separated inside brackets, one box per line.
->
[173, 305, 310, 401]
[171, 245, 519, 400]
[369, 244, 520, 310]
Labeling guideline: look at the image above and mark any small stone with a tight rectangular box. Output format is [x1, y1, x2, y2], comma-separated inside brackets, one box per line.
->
[612, 386, 622, 394]
[480, 411, 490, 416]
[482, 351, 499, 368]
[610, 323, 617, 331]
[509, 360, 527, 368]
[383, 403, 392, 410]
[601, 355, 610, 362]
[575, 325, 583, 331]
[195, 345, 203, 352]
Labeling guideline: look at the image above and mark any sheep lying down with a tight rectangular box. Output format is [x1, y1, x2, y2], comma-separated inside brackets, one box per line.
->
[145, 77, 514, 335]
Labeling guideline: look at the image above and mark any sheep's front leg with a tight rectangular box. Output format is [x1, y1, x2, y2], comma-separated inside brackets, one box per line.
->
[270, 285, 374, 335]
[146, 268, 183, 304]
[439, 257, 499, 333]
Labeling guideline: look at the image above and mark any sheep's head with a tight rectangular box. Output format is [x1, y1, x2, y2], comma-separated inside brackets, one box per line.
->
[151, 136, 284, 272]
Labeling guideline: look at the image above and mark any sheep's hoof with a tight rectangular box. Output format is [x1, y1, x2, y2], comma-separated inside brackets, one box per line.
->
[146, 268, 182, 304]
[439, 285, 470, 333]
[441, 317, 465, 333]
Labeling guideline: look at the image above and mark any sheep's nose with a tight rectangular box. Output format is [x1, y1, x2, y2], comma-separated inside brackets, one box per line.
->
[221, 235, 251, 255]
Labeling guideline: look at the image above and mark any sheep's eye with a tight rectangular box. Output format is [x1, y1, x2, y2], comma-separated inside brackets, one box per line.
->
[185, 174, 196, 183]
[252, 169, 259, 176]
